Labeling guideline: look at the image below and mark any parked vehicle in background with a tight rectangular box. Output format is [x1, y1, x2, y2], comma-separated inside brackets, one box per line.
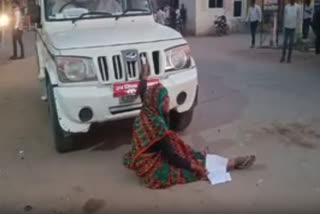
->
[214, 15, 229, 36]
[31, 0, 199, 153]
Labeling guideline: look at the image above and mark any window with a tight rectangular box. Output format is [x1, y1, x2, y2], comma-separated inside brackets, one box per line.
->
[233, 0, 242, 17]
[209, 0, 223, 8]
[44, 0, 151, 21]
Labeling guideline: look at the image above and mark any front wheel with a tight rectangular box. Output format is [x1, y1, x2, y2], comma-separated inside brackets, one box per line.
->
[170, 108, 194, 132]
[46, 79, 75, 153]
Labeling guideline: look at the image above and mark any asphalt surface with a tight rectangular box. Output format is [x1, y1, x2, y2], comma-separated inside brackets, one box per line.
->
[0, 31, 320, 214]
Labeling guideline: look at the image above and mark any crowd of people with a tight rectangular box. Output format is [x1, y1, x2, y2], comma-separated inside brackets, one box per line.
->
[247, 0, 319, 64]
[154, 4, 187, 35]
[6, 0, 320, 63]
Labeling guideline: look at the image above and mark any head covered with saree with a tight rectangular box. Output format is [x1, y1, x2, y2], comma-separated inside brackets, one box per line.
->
[128, 83, 171, 159]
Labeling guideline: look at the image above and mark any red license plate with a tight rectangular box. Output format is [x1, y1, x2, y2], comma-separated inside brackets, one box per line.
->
[113, 79, 159, 98]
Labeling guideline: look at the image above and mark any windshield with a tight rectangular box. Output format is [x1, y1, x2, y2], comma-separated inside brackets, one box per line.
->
[45, 0, 151, 21]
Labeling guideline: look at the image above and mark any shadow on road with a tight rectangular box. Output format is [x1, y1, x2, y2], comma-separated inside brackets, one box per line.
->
[74, 119, 134, 152]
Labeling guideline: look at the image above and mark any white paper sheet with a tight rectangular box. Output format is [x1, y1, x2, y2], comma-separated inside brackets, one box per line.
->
[207, 171, 232, 185]
[205, 154, 229, 172]
[205, 154, 232, 186]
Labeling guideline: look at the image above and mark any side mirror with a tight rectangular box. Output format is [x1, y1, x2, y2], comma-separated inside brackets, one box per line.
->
[31, 5, 42, 28]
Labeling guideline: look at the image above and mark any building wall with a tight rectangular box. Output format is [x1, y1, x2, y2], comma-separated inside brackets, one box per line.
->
[154, 0, 249, 36]
[226, 0, 248, 33]
[193, 0, 248, 36]
[195, 0, 224, 35]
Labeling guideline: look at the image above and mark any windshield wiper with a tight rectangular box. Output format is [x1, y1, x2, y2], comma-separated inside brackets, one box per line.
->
[115, 8, 149, 21]
[72, 12, 112, 24]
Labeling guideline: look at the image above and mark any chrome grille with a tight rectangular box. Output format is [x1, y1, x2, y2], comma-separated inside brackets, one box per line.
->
[112, 55, 123, 80]
[97, 50, 161, 83]
[97, 56, 108, 81]
[126, 61, 138, 79]
[152, 51, 160, 75]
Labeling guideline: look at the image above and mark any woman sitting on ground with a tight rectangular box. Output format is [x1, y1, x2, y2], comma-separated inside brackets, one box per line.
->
[123, 62, 256, 189]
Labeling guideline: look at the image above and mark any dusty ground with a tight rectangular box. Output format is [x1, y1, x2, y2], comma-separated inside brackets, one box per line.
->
[0, 32, 320, 214]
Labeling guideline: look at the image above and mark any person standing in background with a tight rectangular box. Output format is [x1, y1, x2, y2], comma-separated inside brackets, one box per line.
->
[156, 7, 166, 25]
[27, 0, 37, 31]
[312, 3, 320, 54]
[11, 0, 24, 60]
[175, 6, 181, 32]
[169, 6, 176, 30]
[246, 0, 262, 48]
[303, 0, 314, 39]
[280, 0, 300, 63]
[163, 5, 170, 26]
[180, 4, 187, 35]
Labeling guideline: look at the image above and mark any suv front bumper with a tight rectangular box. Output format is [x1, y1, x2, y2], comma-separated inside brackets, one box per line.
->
[53, 68, 198, 133]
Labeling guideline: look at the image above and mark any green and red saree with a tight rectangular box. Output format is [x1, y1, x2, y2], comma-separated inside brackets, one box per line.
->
[124, 83, 205, 189]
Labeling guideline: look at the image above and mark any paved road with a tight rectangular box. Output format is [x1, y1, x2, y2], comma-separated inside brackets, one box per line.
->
[0, 33, 320, 213]
[0, 29, 35, 65]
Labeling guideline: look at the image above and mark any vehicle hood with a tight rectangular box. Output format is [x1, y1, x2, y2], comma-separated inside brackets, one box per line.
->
[47, 22, 181, 50]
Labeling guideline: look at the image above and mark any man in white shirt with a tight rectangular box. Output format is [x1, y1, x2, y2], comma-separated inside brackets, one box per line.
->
[11, 0, 24, 60]
[303, 0, 314, 39]
[156, 7, 166, 25]
[246, 0, 262, 48]
[281, 0, 301, 63]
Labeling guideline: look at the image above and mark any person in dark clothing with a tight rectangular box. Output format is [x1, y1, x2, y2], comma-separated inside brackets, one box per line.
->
[303, 0, 314, 39]
[169, 6, 176, 30]
[27, 0, 38, 30]
[123, 59, 256, 189]
[312, 5, 320, 54]
[11, 0, 24, 60]
[180, 4, 187, 35]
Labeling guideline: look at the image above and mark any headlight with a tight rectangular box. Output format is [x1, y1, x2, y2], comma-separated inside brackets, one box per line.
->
[0, 14, 10, 27]
[56, 57, 97, 83]
[165, 45, 192, 71]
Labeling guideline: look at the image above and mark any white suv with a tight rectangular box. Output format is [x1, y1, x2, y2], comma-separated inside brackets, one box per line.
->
[32, 0, 199, 152]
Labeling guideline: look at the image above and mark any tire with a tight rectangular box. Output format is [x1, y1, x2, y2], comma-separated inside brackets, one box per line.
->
[46, 79, 75, 153]
[170, 108, 194, 132]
